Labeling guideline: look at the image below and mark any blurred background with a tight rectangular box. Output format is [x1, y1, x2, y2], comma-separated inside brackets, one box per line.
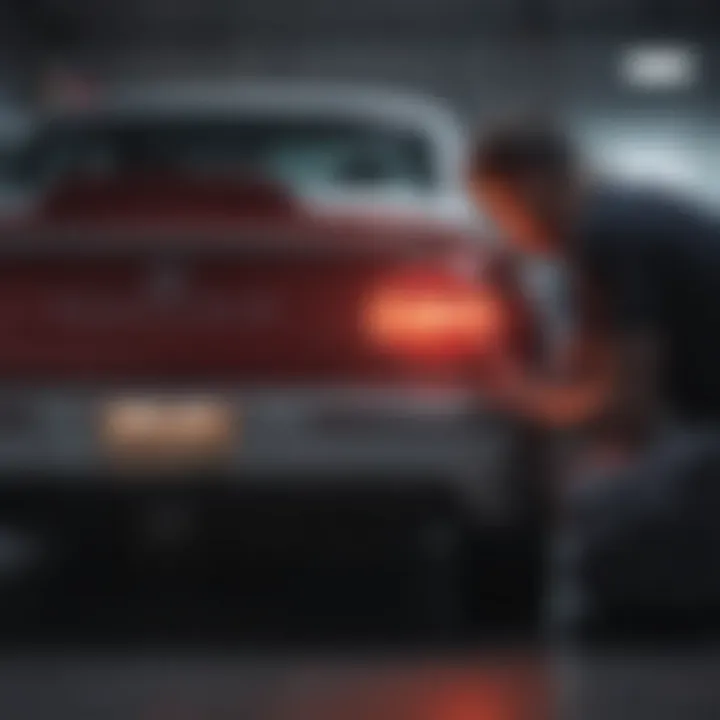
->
[1, 0, 719, 203]
[0, 3, 718, 719]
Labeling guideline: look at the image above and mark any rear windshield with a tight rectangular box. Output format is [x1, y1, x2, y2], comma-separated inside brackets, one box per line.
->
[4, 117, 437, 194]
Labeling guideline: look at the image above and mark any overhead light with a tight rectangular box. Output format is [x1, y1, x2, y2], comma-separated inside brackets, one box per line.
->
[620, 45, 699, 90]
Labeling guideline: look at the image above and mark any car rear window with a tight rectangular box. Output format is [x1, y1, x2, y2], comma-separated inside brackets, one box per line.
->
[6, 117, 438, 194]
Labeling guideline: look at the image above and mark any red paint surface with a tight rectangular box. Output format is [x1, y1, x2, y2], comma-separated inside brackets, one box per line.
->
[0, 175, 536, 384]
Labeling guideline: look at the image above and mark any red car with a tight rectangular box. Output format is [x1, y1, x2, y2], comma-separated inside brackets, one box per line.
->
[0, 85, 543, 645]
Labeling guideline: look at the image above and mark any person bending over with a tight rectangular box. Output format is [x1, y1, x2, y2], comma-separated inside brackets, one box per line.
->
[471, 119, 720, 641]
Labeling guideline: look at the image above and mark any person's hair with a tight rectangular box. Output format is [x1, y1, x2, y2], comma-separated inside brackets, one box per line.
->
[471, 119, 577, 185]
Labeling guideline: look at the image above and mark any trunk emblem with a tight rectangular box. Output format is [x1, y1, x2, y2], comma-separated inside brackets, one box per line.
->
[151, 262, 187, 306]
[148, 263, 281, 327]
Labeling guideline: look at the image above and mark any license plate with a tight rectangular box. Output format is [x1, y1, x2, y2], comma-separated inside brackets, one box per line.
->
[101, 396, 235, 468]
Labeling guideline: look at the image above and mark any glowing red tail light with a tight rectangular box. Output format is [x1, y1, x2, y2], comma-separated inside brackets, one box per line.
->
[364, 267, 505, 362]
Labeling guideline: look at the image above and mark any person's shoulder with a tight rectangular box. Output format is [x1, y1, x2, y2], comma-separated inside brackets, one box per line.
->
[584, 182, 711, 241]
[587, 182, 677, 220]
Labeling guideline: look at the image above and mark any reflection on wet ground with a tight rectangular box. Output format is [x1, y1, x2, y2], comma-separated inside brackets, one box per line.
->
[3, 651, 720, 719]
[0, 653, 548, 720]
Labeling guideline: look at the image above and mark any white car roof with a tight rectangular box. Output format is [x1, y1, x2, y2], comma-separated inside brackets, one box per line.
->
[43, 81, 466, 165]
[97, 81, 459, 128]
[25, 81, 476, 224]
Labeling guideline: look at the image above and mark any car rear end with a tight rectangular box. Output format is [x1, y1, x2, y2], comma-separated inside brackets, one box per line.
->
[0, 178, 543, 647]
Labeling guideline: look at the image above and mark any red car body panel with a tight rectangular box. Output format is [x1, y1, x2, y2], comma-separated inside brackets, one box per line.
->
[0, 174, 536, 386]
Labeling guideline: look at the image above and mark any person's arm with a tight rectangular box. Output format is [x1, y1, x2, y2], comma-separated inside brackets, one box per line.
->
[491, 228, 664, 437]
[490, 299, 616, 430]
[499, 329, 661, 437]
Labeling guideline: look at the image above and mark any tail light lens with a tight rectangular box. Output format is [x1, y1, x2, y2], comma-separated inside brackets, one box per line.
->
[364, 267, 506, 363]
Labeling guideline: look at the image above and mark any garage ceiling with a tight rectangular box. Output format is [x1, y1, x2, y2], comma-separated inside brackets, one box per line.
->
[1, 0, 719, 97]
[4, 0, 720, 51]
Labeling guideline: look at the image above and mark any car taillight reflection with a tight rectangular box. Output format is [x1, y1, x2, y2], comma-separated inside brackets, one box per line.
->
[364, 268, 505, 362]
[267, 664, 549, 720]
